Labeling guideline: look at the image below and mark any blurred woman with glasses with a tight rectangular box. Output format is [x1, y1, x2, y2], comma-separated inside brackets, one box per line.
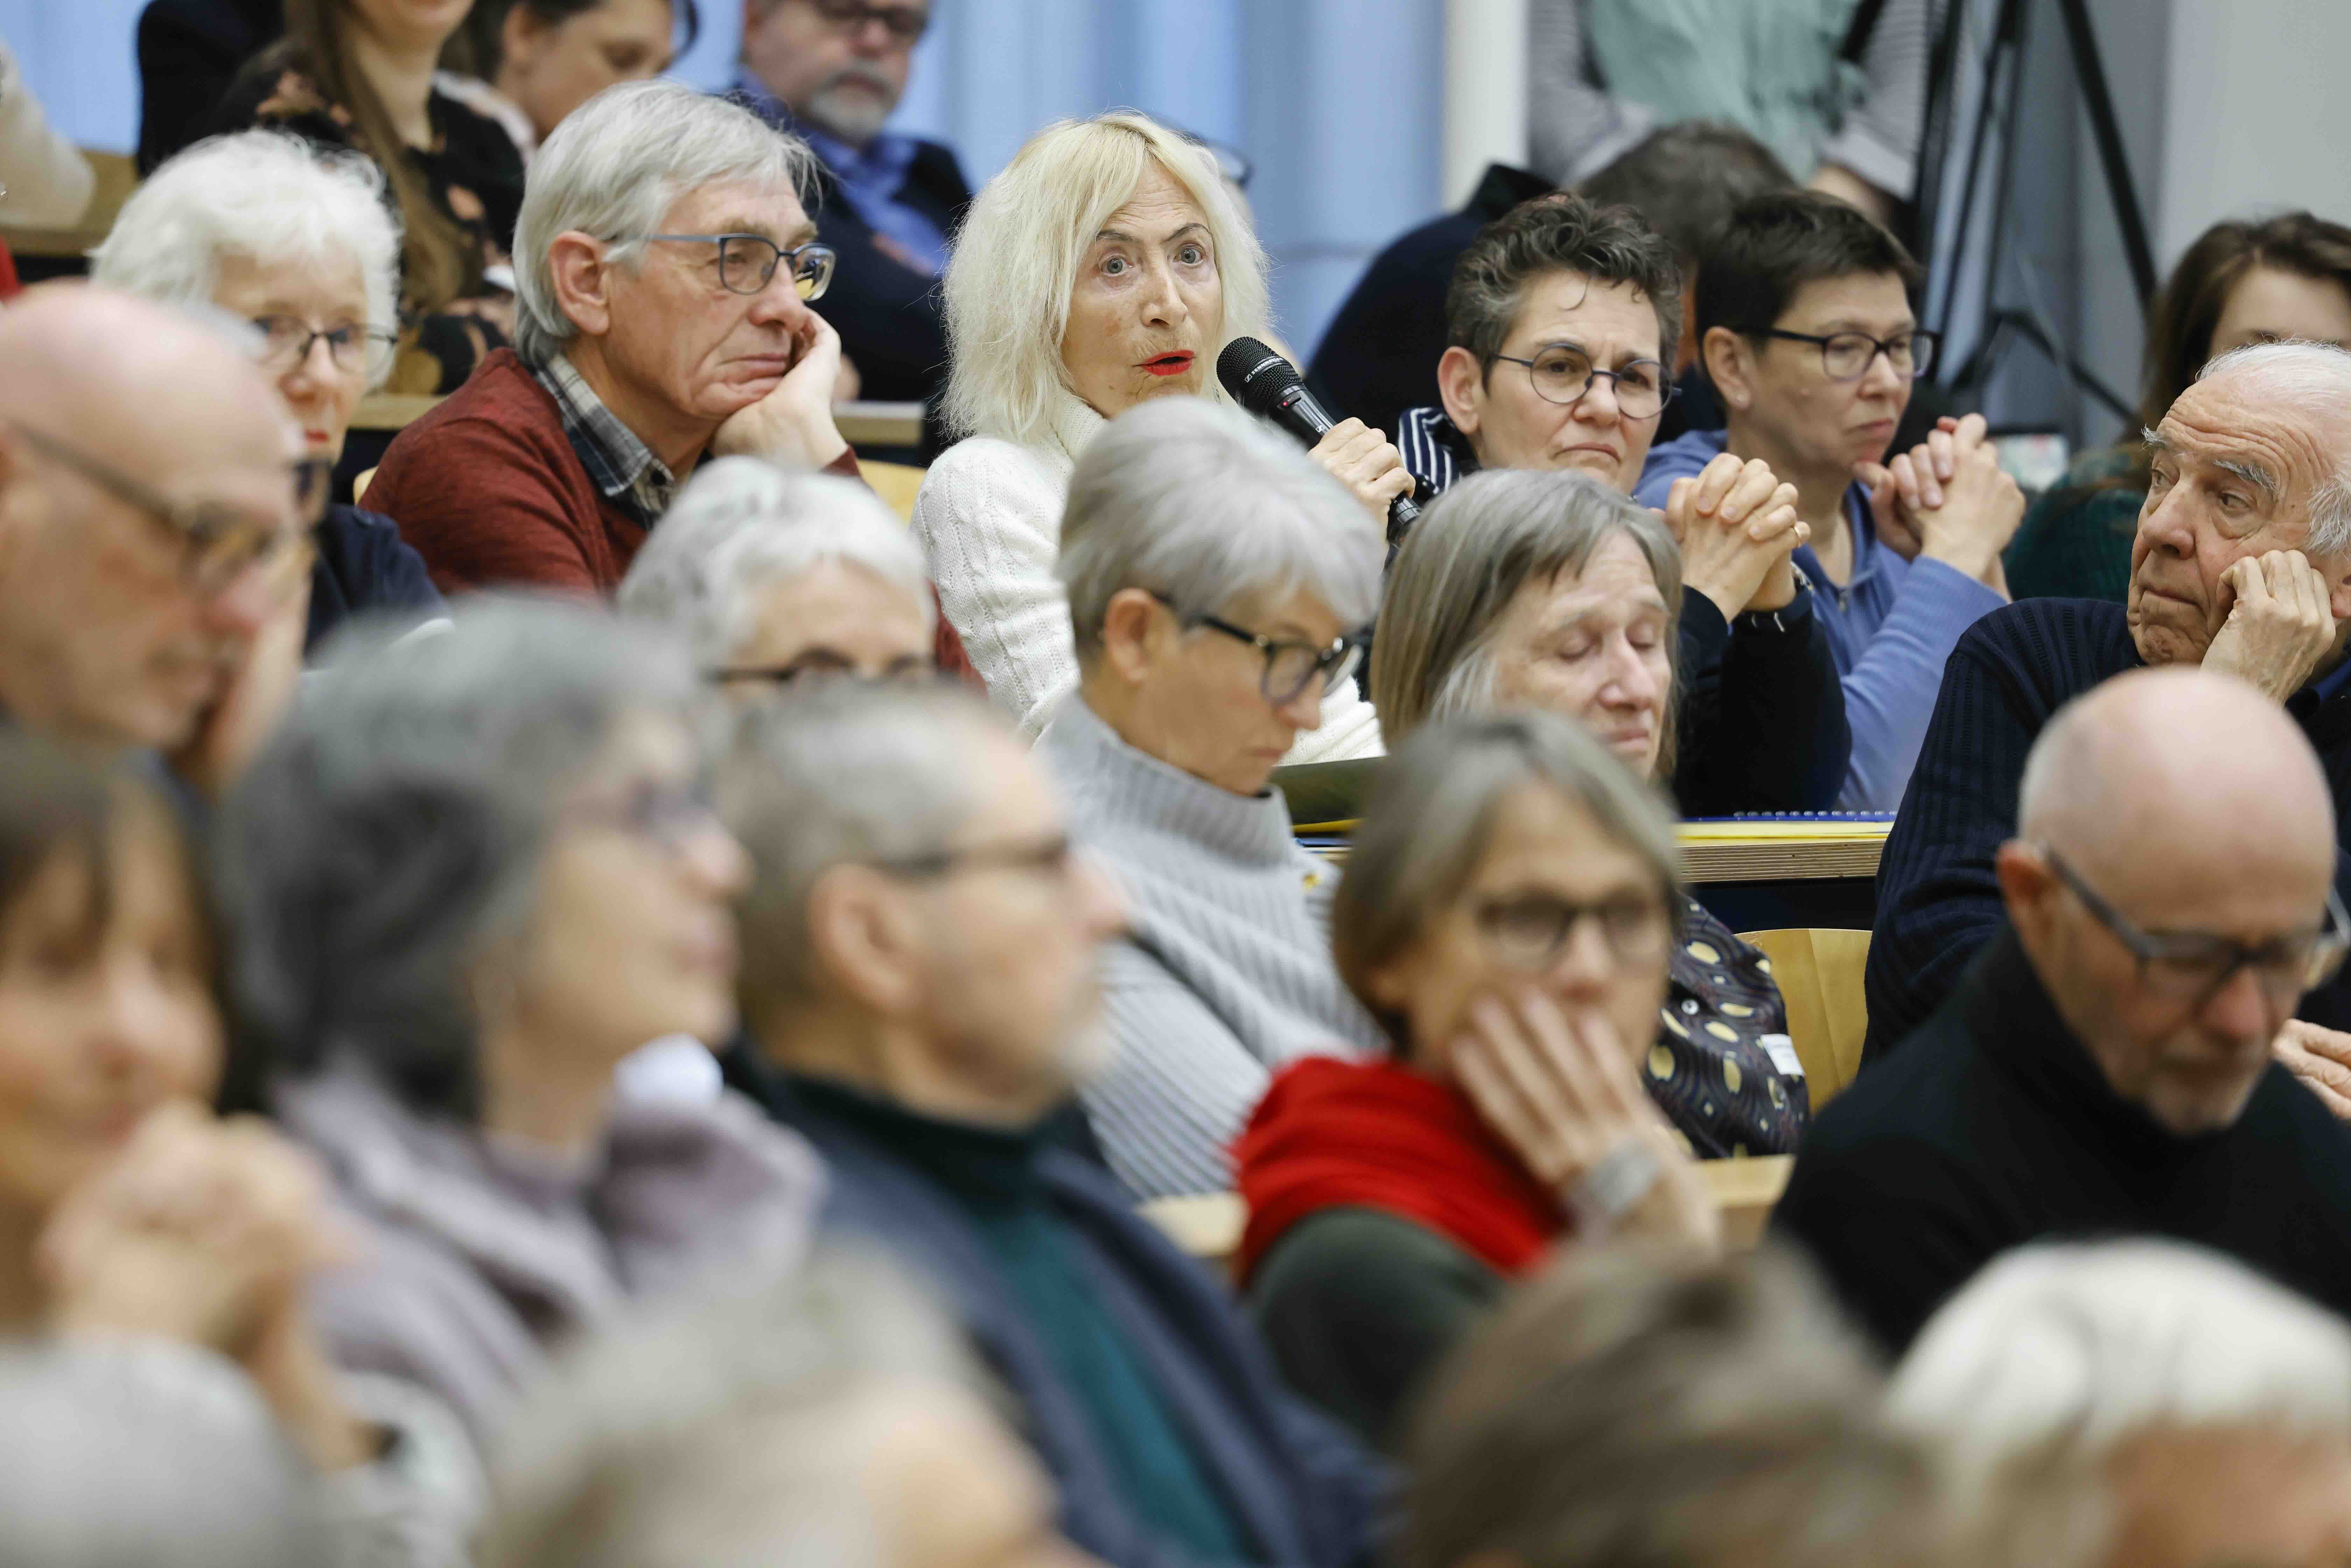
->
[1233, 709, 1721, 1451]
[1637, 190, 2021, 810]
[93, 130, 448, 654]
[1037, 397, 1391, 1200]
[619, 456, 936, 690]
[220, 598, 824, 1446]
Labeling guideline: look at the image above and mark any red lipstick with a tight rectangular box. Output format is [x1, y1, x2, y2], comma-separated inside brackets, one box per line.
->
[1142, 352, 1195, 377]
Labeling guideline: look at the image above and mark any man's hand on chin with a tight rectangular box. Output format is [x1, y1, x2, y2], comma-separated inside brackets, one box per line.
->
[2199, 550, 2339, 702]
[710, 313, 850, 470]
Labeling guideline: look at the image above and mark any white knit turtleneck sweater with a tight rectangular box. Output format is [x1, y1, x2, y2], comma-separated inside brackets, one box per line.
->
[911, 392, 1385, 763]
[1039, 693, 1386, 1199]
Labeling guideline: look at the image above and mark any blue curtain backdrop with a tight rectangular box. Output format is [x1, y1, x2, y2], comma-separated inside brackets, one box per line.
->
[0, 0, 1444, 366]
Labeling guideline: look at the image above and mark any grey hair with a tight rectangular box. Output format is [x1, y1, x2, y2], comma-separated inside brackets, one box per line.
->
[941, 110, 1272, 445]
[2190, 338, 2351, 557]
[1888, 1239, 2351, 1517]
[1059, 396, 1383, 662]
[0, 1342, 326, 1568]
[1333, 709, 1681, 1049]
[513, 81, 816, 365]
[90, 130, 401, 390]
[619, 458, 935, 667]
[1371, 466, 1685, 769]
[219, 597, 696, 1120]
[483, 1247, 989, 1568]
[1403, 1244, 1949, 1568]
[717, 679, 1010, 1024]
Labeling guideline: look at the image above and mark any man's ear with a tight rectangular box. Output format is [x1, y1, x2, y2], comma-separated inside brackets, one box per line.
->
[1702, 326, 1755, 412]
[546, 231, 616, 340]
[1994, 838, 2059, 939]
[1436, 345, 1487, 437]
[1097, 587, 1164, 687]
[805, 864, 925, 1020]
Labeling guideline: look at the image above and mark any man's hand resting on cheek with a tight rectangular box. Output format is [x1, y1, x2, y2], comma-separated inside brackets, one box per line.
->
[711, 310, 851, 471]
[2201, 550, 2339, 702]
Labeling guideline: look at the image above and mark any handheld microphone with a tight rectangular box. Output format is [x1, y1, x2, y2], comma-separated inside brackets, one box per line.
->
[1216, 336, 1421, 537]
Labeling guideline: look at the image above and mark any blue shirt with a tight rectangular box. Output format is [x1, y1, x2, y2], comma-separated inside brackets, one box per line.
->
[1636, 427, 2007, 810]
[731, 75, 948, 277]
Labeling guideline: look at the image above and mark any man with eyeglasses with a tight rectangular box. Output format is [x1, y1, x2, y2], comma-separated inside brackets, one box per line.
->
[1775, 667, 2351, 1354]
[1636, 190, 2023, 809]
[367, 81, 977, 676]
[0, 286, 318, 798]
[712, 678, 1389, 1568]
[734, 0, 966, 407]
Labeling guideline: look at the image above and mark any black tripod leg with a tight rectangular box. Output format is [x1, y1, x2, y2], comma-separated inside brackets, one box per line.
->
[2053, 0, 2158, 304]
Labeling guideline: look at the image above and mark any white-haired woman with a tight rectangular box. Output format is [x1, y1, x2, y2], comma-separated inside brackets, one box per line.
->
[1042, 398, 1391, 1199]
[619, 458, 935, 687]
[92, 130, 446, 654]
[915, 109, 1410, 757]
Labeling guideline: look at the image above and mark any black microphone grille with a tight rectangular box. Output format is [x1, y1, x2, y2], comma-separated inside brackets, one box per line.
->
[1216, 336, 1302, 410]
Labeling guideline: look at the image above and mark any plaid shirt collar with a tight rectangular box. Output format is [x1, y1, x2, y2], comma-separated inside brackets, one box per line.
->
[530, 350, 676, 527]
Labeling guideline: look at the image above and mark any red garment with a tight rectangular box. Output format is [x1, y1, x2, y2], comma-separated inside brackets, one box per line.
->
[0, 236, 18, 300]
[1232, 1056, 1569, 1285]
[366, 349, 976, 677]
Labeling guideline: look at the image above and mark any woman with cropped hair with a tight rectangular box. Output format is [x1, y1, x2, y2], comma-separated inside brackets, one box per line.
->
[220, 597, 824, 1445]
[914, 108, 1410, 755]
[1372, 467, 1806, 1162]
[91, 129, 446, 653]
[1039, 396, 1389, 1199]
[620, 457, 935, 687]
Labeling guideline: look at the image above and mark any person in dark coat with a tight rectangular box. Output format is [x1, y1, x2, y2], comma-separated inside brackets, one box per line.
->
[1778, 667, 2351, 1355]
[733, 0, 966, 406]
[713, 679, 1391, 1568]
[1866, 341, 2351, 1064]
[135, 0, 284, 174]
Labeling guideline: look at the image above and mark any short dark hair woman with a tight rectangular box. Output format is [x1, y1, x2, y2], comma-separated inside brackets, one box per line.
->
[2007, 211, 2351, 602]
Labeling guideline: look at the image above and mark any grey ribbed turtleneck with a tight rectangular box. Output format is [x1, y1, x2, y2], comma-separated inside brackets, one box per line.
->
[1038, 693, 1384, 1199]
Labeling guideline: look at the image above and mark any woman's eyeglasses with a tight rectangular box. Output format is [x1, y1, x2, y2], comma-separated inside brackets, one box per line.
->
[249, 316, 400, 379]
[1744, 327, 1940, 382]
[642, 233, 837, 300]
[1473, 891, 1672, 971]
[1148, 591, 1366, 707]
[1485, 345, 1676, 420]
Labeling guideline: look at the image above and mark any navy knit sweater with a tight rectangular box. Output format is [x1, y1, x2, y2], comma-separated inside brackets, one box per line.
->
[1864, 597, 2351, 1058]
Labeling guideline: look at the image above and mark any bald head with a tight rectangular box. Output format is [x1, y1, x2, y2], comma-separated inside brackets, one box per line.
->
[2007, 667, 2340, 1135]
[0, 285, 303, 754]
[2020, 667, 2335, 882]
[0, 284, 291, 465]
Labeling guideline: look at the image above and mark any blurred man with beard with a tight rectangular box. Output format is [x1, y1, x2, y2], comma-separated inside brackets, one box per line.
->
[1780, 668, 2351, 1353]
[0, 286, 317, 799]
[734, 0, 968, 405]
[1867, 341, 2351, 1062]
[713, 679, 1390, 1568]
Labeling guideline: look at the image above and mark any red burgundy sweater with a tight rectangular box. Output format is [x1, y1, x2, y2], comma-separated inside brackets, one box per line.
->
[369, 349, 974, 672]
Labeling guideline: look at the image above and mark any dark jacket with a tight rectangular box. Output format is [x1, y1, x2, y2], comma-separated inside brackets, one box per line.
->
[803, 140, 969, 407]
[306, 504, 445, 653]
[1674, 584, 1850, 815]
[1775, 929, 2351, 1354]
[1307, 164, 1552, 443]
[1865, 597, 2351, 1056]
[136, 0, 283, 173]
[723, 1050, 1389, 1568]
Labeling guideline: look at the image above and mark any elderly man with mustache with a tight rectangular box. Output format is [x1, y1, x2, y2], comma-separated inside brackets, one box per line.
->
[1867, 341, 2351, 1106]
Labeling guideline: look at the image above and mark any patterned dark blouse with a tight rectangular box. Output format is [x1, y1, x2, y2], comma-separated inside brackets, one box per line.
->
[212, 61, 526, 392]
[1643, 898, 1810, 1157]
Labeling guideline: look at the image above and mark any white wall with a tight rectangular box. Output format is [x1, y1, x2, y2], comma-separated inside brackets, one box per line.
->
[2158, 0, 2351, 261]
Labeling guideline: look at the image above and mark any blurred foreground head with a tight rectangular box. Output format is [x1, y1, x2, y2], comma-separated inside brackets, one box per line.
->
[483, 1247, 1095, 1568]
[1403, 1243, 1951, 1568]
[0, 1343, 323, 1568]
[1891, 1239, 2351, 1568]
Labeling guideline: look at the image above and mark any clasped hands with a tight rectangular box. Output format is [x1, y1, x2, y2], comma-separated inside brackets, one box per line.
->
[1856, 412, 2024, 594]
[1663, 454, 1809, 623]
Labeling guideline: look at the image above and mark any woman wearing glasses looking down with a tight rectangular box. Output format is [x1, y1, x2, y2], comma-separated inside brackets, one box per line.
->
[1234, 709, 1722, 1451]
[1036, 398, 1390, 1201]
[1636, 191, 2024, 810]
[92, 130, 447, 656]
[916, 109, 1409, 758]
